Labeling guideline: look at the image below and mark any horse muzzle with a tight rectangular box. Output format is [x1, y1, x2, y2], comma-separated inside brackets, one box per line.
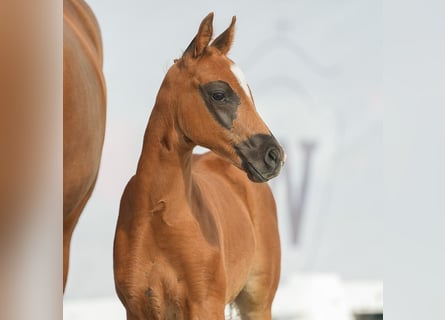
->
[234, 134, 285, 183]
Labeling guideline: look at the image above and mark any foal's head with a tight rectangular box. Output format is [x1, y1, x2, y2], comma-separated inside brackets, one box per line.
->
[160, 13, 285, 182]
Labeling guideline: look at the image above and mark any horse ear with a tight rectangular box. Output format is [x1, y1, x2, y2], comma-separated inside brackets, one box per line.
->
[211, 16, 236, 55]
[183, 12, 214, 59]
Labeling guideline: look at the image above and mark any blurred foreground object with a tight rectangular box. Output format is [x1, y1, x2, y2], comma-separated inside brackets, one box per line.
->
[0, 0, 62, 319]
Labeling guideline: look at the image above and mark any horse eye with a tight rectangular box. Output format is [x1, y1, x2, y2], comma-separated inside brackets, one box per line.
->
[212, 92, 225, 101]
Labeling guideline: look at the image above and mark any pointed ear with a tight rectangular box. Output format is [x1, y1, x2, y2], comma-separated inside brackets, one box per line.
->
[211, 16, 236, 55]
[183, 12, 214, 59]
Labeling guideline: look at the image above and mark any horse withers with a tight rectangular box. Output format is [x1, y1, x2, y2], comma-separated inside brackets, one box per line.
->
[114, 13, 285, 320]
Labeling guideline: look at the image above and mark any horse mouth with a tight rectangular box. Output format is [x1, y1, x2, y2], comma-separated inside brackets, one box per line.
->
[246, 162, 270, 183]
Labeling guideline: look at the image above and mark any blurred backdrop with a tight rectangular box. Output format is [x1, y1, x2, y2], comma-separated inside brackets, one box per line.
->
[64, 1, 382, 319]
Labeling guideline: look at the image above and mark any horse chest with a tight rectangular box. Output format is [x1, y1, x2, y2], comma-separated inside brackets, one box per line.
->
[145, 189, 256, 301]
[190, 183, 257, 300]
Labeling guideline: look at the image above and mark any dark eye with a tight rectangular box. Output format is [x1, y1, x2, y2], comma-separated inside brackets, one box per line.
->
[212, 92, 225, 101]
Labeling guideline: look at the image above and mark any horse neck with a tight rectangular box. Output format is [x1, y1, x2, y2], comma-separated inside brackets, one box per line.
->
[135, 102, 194, 205]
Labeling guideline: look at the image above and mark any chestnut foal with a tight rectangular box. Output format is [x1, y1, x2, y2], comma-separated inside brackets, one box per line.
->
[114, 13, 285, 320]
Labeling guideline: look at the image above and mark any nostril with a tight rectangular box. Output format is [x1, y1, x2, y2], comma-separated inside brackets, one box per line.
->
[265, 147, 279, 168]
[269, 149, 278, 161]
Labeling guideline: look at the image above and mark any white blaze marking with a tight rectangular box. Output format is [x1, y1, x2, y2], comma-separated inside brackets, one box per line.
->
[230, 63, 252, 101]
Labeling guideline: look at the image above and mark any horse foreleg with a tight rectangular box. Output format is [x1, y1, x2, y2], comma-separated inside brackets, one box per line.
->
[234, 285, 274, 320]
[187, 299, 226, 320]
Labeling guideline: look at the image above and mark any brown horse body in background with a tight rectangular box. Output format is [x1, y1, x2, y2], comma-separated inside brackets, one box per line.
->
[114, 14, 284, 319]
[63, 0, 106, 290]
